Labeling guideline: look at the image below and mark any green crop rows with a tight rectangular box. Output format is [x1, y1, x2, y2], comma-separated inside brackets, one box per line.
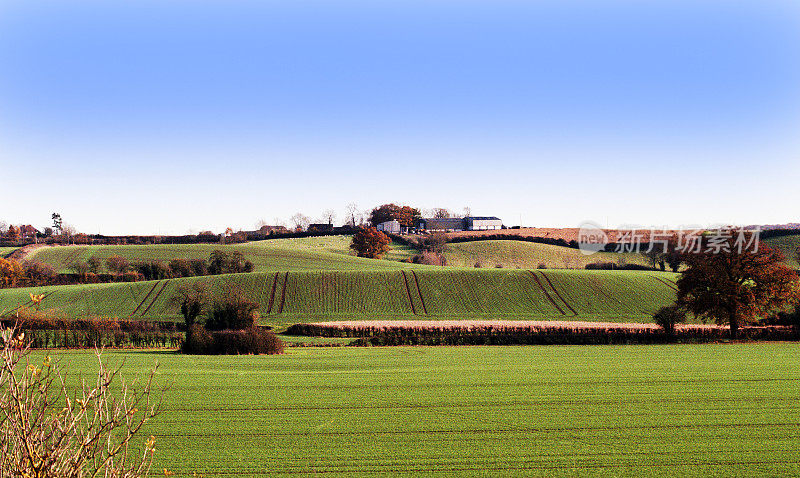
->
[43, 344, 800, 477]
[0, 270, 679, 329]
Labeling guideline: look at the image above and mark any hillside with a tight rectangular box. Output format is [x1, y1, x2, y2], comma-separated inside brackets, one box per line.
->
[764, 234, 800, 268]
[443, 240, 649, 269]
[0, 269, 679, 330]
[25, 236, 418, 273]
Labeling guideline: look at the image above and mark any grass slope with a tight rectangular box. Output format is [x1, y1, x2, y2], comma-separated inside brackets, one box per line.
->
[444, 240, 650, 269]
[1, 269, 679, 328]
[764, 234, 800, 268]
[45, 344, 800, 477]
[27, 236, 418, 274]
[0, 246, 19, 258]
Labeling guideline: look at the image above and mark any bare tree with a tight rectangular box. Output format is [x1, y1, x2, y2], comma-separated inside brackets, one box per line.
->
[462, 207, 472, 218]
[290, 213, 310, 232]
[322, 209, 336, 226]
[345, 203, 359, 227]
[432, 208, 451, 219]
[0, 327, 160, 477]
[0, 221, 7, 234]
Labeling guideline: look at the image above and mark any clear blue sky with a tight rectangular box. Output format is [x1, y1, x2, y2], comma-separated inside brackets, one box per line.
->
[2, 0, 799, 234]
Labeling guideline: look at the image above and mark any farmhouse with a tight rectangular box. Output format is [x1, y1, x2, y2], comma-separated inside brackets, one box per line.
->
[417, 216, 503, 232]
[376, 220, 401, 234]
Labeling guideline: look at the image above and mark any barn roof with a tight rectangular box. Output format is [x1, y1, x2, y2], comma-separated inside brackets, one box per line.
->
[466, 216, 501, 221]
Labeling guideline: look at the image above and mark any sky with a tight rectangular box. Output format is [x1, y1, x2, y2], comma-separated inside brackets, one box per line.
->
[2, 0, 800, 235]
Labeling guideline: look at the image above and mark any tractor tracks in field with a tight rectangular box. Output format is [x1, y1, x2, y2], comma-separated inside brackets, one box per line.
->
[400, 271, 417, 315]
[411, 271, 428, 315]
[266, 272, 279, 314]
[538, 271, 578, 316]
[130, 281, 161, 317]
[651, 276, 678, 292]
[139, 280, 169, 317]
[527, 271, 566, 315]
[278, 272, 289, 314]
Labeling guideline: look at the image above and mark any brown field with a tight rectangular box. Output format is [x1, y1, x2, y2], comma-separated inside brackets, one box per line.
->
[446, 227, 698, 243]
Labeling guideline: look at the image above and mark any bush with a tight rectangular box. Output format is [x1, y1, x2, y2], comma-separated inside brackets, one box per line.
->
[182, 325, 282, 355]
[653, 304, 687, 335]
[411, 251, 447, 266]
[537, 263, 547, 269]
[205, 292, 260, 331]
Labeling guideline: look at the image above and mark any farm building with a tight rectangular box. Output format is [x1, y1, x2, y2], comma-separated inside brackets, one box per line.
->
[417, 217, 466, 232]
[376, 220, 401, 234]
[465, 216, 502, 230]
[417, 216, 503, 232]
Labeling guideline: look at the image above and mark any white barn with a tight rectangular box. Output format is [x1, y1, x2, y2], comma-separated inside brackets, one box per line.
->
[465, 217, 502, 230]
[376, 220, 401, 234]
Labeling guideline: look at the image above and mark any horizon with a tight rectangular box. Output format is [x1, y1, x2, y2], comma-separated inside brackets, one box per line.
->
[2, 0, 800, 235]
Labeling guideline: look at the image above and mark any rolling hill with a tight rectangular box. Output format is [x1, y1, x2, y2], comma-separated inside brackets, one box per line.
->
[0, 269, 679, 330]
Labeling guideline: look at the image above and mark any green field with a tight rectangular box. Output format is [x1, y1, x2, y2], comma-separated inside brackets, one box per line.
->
[26, 236, 418, 274]
[764, 234, 800, 269]
[0, 269, 679, 328]
[444, 240, 649, 269]
[0, 246, 19, 258]
[44, 344, 800, 476]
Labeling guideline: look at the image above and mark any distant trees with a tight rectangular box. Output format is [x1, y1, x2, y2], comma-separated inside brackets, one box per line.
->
[5, 225, 19, 242]
[677, 237, 800, 338]
[346, 203, 360, 227]
[51, 212, 63, 235]
[431, 208, 451, 219]
[290, 213, 311, 232]
[350, 227, 391, 259]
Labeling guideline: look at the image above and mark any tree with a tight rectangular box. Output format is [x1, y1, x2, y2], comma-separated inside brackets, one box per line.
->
[5, 225, 19, 242]
[432, 208, 451, 219]
[677, 236, 800, 338]
[345, 203, 359, 227]
[350, 227, 391, 259]
[290, 213, 310, 232]
[0, 258, 24, 288]
[368, 204, 420, 227]
[0, 328, 160, 476]
[106, 255, 131, 275]
[418, 232, 448, 255]
[652, 304, 686, 335]
[205, 291, 260, 330]
[208, 250, 230, 274]
[173, 283, 209, 327]
[322, 209, 336, 225]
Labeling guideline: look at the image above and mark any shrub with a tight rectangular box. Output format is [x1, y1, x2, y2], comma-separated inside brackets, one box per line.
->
[182, 325, 282, 355]
[653, 304, 687, 335]
[537, 263, 547, 269]
[411, 251, 447, 266]
[106, 254, 130, 274]
[205, 292, 260, 331]
[121, 271, 143, 282]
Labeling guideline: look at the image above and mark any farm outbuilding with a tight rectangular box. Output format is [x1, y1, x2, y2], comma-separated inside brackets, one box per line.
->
[465, 217, 502, 230]
[417, 216, 503, 232]
[376, 220, 401, 234]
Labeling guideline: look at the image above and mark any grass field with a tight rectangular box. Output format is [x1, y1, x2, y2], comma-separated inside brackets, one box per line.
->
[764, 234, 800, 268]
[0, 269, 679, 328]
[0, 246, 19, 258]
[25, 236, 418, 274]
[44, 344, 800, 477]
[444, 240, 649, 269]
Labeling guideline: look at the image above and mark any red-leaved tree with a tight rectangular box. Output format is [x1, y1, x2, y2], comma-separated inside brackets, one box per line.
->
[350, 227, 391, 259]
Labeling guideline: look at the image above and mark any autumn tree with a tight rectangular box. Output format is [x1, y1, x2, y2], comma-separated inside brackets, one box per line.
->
[677, 234, 800, 338]
[350, 227, 391, 259]
[0, 258, 24, 288]
[6, 225, 19, 242]
[369, 204, 420, 228]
